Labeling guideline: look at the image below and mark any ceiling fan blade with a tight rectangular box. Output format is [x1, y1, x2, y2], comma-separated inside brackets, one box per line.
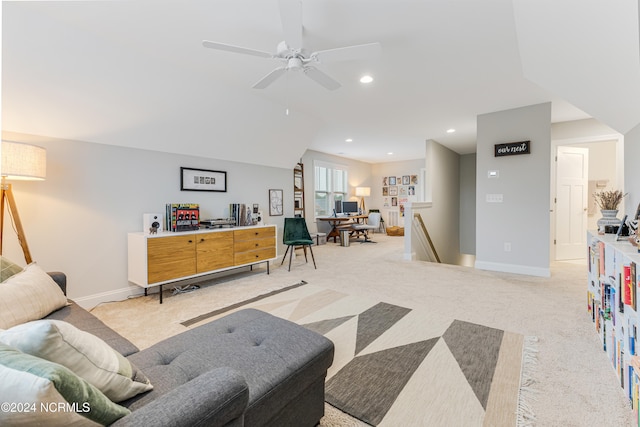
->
[278, 0, 302, 51]
[303, 67, 341, 90]
[202, 40, 272, 58]
[253, 67, 288, 89]
[312, 42, 382, 63]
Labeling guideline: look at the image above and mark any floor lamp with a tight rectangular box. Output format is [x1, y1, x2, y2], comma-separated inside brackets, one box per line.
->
[1, 141, 47, 264]
[355, 186, 370, 214]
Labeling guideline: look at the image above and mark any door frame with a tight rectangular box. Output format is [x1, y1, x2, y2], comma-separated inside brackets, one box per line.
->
[550, 134, 624, 261]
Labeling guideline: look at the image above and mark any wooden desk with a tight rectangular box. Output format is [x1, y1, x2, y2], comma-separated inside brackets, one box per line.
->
[318, 215, 368, 242]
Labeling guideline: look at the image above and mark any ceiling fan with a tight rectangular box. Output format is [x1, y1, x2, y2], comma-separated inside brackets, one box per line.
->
[202, 0, 381, 90]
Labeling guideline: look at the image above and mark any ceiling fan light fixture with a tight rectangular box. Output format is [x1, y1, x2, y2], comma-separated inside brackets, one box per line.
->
[360, 75, 374, 84]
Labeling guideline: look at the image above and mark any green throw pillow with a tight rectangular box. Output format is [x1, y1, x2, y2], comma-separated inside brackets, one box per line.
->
[0, 342, 130, 426]
[0, 256, 23, 282]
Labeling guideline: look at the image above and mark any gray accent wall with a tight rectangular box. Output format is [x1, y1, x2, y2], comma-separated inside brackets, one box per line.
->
[1, 131, 292, 307]
[475, 103, 551, 277]
[459, 154, 476, 255]
[423, 140, 461, 265]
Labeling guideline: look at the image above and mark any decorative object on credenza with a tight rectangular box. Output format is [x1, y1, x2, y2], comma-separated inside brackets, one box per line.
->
[269, 189, 283, 216]
[0, 141, 47, 264]
[200, 218, 236, 228]
[143, 213, 164, 235]
[165, 204, 199, 232]
[594, 190, 627, 233]
[180, 167, 227, 192]
[230, 204, 252, 226]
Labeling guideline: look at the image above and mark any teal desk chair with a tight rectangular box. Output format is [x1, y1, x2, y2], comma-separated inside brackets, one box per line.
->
[281, 217, 317, 271]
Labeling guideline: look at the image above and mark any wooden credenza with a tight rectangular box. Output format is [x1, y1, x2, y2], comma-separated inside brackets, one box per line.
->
[128, 225, 276, 302]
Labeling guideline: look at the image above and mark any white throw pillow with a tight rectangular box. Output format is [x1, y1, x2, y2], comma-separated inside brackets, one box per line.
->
[0, 320, 153, 402]
[0, 263, 68, 329]
[0, 342, 130, 426]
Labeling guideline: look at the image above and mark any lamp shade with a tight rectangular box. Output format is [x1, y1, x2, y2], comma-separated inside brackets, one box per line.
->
[1, 141, 46, 180]
[355, 186, 371, 197]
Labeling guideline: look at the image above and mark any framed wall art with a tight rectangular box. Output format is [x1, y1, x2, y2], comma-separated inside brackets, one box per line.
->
[269, 189, 283, 216]
[180, 167, 227, 192]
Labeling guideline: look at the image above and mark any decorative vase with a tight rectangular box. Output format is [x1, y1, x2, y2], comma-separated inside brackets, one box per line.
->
[597, 209, 621, 233]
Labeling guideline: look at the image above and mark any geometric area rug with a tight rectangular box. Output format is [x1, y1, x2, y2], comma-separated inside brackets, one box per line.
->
[181, 283, 535, 427]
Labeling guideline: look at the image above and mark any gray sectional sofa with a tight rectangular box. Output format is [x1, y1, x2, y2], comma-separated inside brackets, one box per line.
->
[46, 273, 335, 426]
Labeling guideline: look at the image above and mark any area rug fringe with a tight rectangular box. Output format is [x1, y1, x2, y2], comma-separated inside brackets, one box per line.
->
[517, 335, 539, 427]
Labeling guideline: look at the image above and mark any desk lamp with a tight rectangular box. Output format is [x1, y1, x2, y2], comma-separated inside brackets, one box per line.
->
[355, 186, 370, 214]
[1, 141, 47, 264]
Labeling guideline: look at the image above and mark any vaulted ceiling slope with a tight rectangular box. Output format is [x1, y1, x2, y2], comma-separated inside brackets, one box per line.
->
[3, 0, 635, 169]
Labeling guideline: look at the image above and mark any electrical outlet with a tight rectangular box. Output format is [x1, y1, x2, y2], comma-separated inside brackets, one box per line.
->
[486, 194, 504, 203]
[504, 242, 511, 252]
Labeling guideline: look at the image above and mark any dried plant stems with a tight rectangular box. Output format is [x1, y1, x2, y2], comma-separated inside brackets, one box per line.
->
[593, 190, 626, 210]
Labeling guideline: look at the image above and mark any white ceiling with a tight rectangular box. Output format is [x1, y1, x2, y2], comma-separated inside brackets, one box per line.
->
[3, 0, 638, 169]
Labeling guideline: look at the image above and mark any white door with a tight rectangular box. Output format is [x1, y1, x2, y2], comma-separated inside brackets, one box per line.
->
[555, 146, 589, 260]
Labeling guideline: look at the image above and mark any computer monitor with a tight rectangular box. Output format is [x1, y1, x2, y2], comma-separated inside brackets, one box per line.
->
[342, 201, 359, 215]
[334, 200, 343, 214]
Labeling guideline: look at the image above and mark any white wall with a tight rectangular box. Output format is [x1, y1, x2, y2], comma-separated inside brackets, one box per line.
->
[625, 123, 640, 219]
[475, 103, 551, 277]
[371, 158, 425, 227]
[2, 131, 291, 307]
[571, 140, 618, 231]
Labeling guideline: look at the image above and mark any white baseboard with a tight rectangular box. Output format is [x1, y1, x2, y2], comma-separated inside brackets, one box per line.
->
[474, 260, 551, 278]
[72, 285, 146, 310]
[404, 251, 416, 261]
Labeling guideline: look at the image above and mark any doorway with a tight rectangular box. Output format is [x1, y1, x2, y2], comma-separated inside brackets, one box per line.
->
[553, 139, 620, 261]
[555, 146, 588, 260]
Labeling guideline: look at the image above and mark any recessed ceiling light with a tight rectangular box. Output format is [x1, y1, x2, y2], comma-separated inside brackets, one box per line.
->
[360, 75, 373, 84]
[446, 128, 456, 133]
[345, 138, 353, 142]
[387, 152, 394, 155]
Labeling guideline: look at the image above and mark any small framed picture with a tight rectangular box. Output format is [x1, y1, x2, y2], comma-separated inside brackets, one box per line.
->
[389, 186, 398, 196]
[402, 175, 410, 185]
[269, 189, 283, 216]
[388, 176, 397, 185]
[180, 167, 227, 192]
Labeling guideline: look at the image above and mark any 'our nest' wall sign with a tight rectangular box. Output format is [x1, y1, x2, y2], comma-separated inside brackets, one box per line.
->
[494, 140, 530, 157]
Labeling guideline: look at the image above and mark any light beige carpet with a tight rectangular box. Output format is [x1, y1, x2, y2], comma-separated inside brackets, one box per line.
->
[182, 283, 528, 426]
[90, 233, 635, 426]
